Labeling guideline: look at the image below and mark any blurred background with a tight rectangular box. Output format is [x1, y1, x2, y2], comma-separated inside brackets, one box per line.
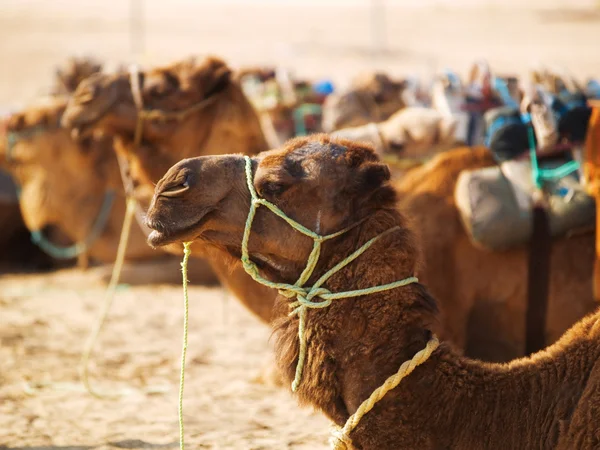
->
[2, 0, 600, 107]
[2, 2, 600, 448]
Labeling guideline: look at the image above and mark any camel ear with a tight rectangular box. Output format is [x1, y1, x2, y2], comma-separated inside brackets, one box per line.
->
[194, 58, 232, 98]
[531, 70, 544, 85]
[6, 113, 26, 132]
[357, 162, 390, 192]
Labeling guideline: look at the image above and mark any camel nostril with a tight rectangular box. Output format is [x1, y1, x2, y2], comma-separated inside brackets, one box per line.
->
[159, 172, 192, 198]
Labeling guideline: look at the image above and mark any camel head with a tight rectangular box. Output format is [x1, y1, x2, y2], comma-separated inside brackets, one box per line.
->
[322, 72, 406, 132]
[63, 56, 267, 198]
[377, 107, 459, 158]
[146, 135, 397, 283]
[3, 97, 117, 241]
[51, 56, 103, 96]
[62, 56, 233, 140]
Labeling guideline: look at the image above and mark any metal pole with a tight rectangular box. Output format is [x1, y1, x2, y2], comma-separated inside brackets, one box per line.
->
[370, 0, 386, 57]
[130, 0, 145, 60]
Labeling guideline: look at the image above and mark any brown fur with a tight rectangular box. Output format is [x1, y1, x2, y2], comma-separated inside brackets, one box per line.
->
[62, 56, 268, 193]
[0, 98, 216, 284]
[63, 57, 596, 361]
[61, 56, 275, 320]
[146, 135, 600, 449]
[398, 147, 595, 360]
[144, 138, 595, 364]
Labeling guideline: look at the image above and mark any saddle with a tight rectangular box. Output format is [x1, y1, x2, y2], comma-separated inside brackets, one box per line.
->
[455, 153, 594, 251]
[456, 83, 595, 251]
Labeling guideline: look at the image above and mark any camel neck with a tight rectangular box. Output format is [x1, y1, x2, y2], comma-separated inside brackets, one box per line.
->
[272, 208, 594, 448]
[271, 210, 434, 416]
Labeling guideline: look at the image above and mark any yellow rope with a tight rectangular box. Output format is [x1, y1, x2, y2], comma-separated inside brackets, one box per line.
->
[79, 196, 137, 399]
[179, 242, 192, 450]
[173, 156, 433, 447]
[329, 336, 439, 449]
[240, 156, 419, 391]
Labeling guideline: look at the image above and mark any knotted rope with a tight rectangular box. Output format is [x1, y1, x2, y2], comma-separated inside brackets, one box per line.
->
[240, 156, 419, 391]
[176, 156, 436, 448]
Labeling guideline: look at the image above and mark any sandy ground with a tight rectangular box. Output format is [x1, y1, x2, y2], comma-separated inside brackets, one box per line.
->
[0, 268, 330, 449]
[2, 1, 600, 448]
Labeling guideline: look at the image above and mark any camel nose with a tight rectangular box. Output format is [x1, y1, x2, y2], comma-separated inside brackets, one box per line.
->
[158, 169, 193, 198]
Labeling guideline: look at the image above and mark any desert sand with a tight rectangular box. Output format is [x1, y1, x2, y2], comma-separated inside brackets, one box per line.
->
[1, 1, 600, 448]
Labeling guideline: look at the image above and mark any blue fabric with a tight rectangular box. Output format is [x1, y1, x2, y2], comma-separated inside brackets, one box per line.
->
[492, 77, 518, 109]
[587, 79, 600, 99]
[485, 115, 523, 147]
[313, 80, 334, 96]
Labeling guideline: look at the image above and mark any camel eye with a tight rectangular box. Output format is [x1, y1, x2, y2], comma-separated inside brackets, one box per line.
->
[260, 181, 287, 197]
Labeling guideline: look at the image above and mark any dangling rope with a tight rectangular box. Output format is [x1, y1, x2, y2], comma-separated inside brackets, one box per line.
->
[79, 196, 138, 398]
[174, 156, 436, 449]
[179, 242, 192, 450]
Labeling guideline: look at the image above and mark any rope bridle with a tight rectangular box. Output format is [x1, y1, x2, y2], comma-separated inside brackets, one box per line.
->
[128, 64, 222, 149]
[236, 155, 438, 448]
[116, 65, 224, 235]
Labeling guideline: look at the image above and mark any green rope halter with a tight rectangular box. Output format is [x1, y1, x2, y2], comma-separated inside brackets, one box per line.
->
[527, 125, 580, 189]
[29, 190, 115, 259]
[240, 156, 418, 391]
[6, 128, 116, 259]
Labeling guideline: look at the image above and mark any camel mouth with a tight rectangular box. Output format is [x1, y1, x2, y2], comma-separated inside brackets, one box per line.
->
[145, 208, 211, 248]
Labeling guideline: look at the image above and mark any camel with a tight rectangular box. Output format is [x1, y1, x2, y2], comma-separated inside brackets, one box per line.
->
[332, 106, 459, 163]
[60, 57, 448, 326]
[396, 145, 595, 360]
[61, 56, 277, 318]
[0, 97, 217, 284]
[62, 58, 595, 362]
[0, 56, 108, 272]
[145, 135, 600, 449]
[321, 72, 406, 132]
[147, 138, 595, 364]
[62, 56, 269, 204]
